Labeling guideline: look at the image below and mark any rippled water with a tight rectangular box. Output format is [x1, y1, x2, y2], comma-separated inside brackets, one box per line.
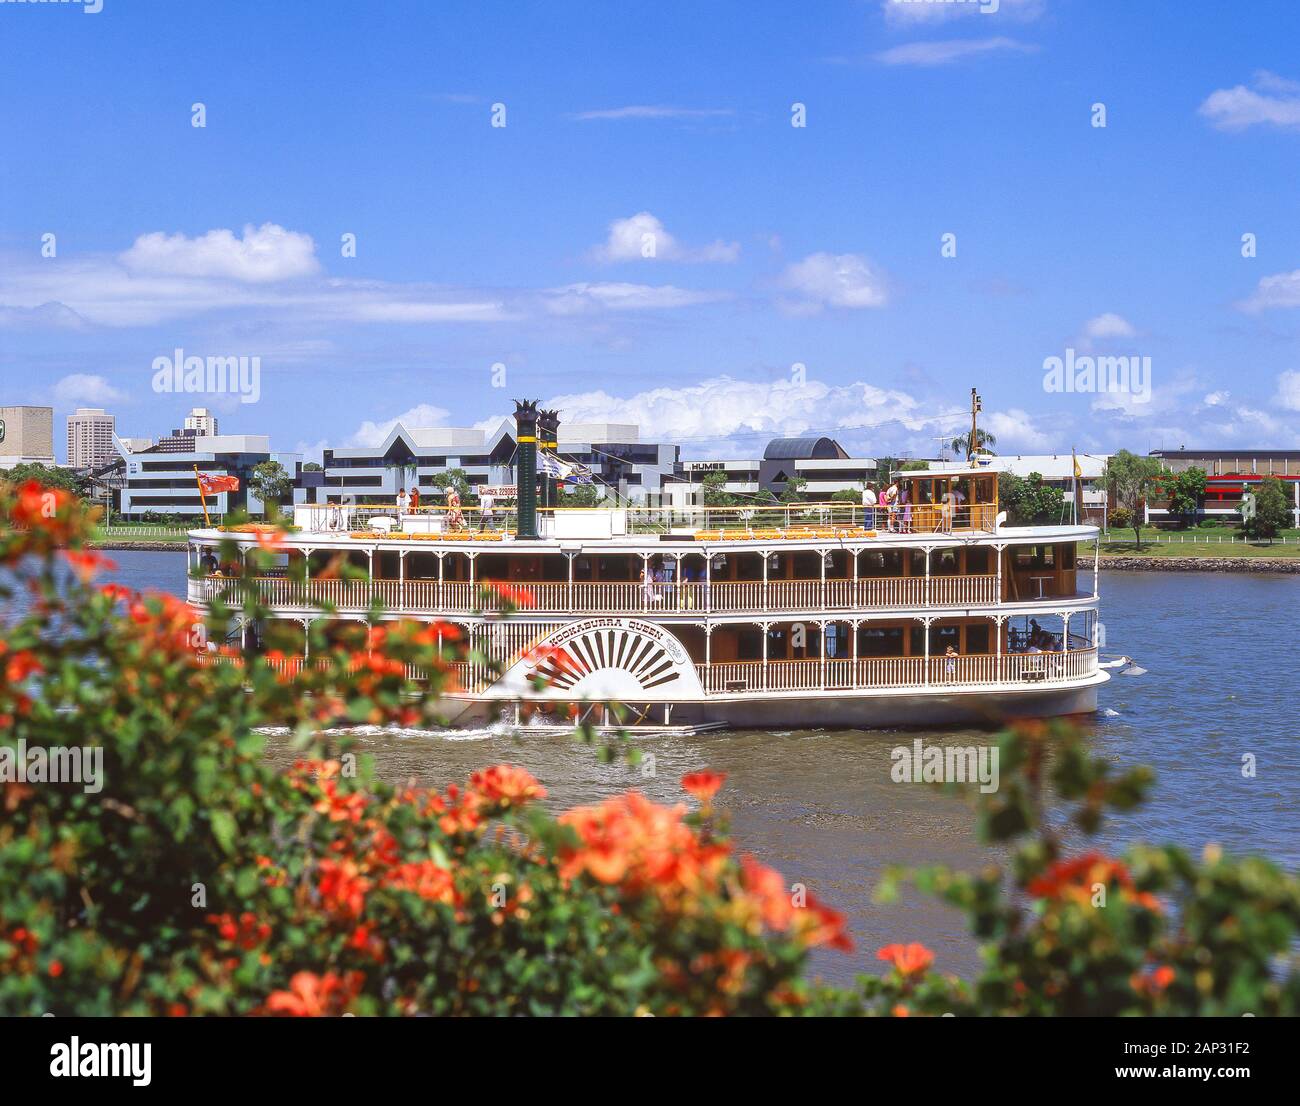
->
[20, 552, 1300, 984]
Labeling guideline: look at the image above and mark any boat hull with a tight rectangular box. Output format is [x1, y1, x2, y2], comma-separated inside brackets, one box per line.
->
[439, 673, 1105, 731]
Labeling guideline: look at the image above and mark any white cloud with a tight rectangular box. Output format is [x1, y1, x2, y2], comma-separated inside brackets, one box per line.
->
[1237, 268, 1300, 312]
[589, 212, 740, 264]
[573, 106, 734, 121]
[874, 36, 1035, 66]
[543, 282, 731, 315]
[779, 252, 889, 310]
[120, 223, 321, 283]
[1276, 371, 1300, 412]
[1199, 72, 1300, 131]
[349, 403, 451, 448]
[981, 408, 1054, 451]
[52, 373, 128, 408]
[1082, 313, 1137, 341]
[882, 0, 1044, 25]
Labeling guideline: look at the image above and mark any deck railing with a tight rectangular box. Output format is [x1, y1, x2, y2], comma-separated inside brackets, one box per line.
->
[695, 648, 1098, 694]
[188, 572, 1003, 616]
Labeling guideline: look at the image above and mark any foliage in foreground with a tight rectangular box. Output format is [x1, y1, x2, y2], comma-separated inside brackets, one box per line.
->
[2, 478, 1299, 1016]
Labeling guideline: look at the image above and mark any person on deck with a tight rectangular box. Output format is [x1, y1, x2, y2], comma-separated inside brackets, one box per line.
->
[409, 487, 421, 511]
[861, 483, 878, 529]
[445, 488, 464, 531]
[396, 488, 410, 513]
[478, 490, 495, 531]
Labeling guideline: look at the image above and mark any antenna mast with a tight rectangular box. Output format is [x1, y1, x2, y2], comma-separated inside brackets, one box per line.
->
[968, 387, 982, 462]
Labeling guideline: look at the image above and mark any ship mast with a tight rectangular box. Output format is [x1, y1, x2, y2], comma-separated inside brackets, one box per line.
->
[968, 387, 982, 462]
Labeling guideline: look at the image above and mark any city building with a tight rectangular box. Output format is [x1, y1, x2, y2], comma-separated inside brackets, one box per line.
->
[0, 405, 56, 469]
[117, 434, 301, 518]
[67, 408, 117, 469]
[118, 437, 155, 454]
[184, 407, 219, 436]
[1148, 448, 1300, 527]
[657, 437, 877, 505]
[317, 416, 678, 505]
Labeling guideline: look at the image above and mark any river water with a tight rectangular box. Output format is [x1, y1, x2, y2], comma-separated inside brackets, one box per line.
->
[20, 552, 1300, 985]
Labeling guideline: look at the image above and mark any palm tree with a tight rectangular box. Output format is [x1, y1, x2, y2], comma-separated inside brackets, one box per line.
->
[950, 429, 997, 459]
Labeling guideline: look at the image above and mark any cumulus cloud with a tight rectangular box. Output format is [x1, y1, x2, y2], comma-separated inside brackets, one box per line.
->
[779, 253, 889, 311]
[52, 373, 128, 408]
[119, 223, 321, 283]
[349, 403, 451, 448]
[1237, 269, 1300, 312]
[1082, 313, 1137, 341]
[874, 37, 1035, 66]
[1199, 71, 1300, 131]
[588, 212, 740, 264]
[1276, 371, 1300, 412]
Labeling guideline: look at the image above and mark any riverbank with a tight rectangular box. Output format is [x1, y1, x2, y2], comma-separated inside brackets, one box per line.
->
[92, 539, 187, 552]
[1098, 554, 1300, 573]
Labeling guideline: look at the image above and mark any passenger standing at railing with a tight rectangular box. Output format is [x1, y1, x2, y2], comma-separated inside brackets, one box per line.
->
[479, 490, 495, 531]
[861, 483, 877, 529]
[396, 488, 410, 513]
[884, 480, 899, 532]
[409, 487, 420, 511]
[944, 644, 958, 681]
[901, 486, 912, 533]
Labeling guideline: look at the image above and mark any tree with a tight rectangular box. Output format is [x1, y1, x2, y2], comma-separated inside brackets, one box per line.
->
[563, 483, 604, 507]
[778, 474, 808, 503]
[899, 460, 930, 472]
[1164, 467, 1207, 529]
[430, 467, 476, 505]
[1104, 450, 1163, 549]
[2, 462, 87, 498]
[999, 471, 1065, 526]
[248, 460, 292, 519]
[949, 429, 997, 458]
[301, 462, 323, 472]
[1243, 476, 1291, 540]
[699, 470, 737, 507]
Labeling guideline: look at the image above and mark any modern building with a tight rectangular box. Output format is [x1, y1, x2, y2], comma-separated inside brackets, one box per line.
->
[117, 434, 301, 519]
[657, 436, 877, 505]
[317, 417, 679, 505]
[1148, 449, 1300, 527]
[67, 408, 117, 469]
[0, 405, 56, 469]
[184, 407, 219, 436]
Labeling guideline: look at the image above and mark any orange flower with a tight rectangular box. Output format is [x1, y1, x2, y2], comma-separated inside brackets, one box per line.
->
[61, 548, 117, 581]
[4, 649, 43, 684]
[1026, 851, 1160, 911]
[468, 764, 546, 807]
[482, 580, 537, 608]
[254, 528, 289, 552]
[265, 970, 362, 1017]
[317, 858, 371, 918]
[681, 771, 726, 802]
[877, 942, 935, 977]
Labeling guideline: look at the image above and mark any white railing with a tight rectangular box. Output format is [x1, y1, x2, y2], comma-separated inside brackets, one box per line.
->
[188, 573, 1003, 615]
[695, 648, 1097, 694]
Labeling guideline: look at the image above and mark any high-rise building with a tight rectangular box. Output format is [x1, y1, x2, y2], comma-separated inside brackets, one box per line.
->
[0, 405, 56, 469]
[184, 407, 218, 435]
[67, 407, 117, 469]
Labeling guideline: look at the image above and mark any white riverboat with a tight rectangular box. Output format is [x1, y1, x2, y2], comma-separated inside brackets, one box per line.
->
[185, 412, 1108, 731]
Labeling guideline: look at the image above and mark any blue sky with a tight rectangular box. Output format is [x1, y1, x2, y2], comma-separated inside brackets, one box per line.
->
[3, 0, 1300, 462]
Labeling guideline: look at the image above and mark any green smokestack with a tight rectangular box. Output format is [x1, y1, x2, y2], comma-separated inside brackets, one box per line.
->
[514, 399, 540, 539]
[539, 407, 560, 511]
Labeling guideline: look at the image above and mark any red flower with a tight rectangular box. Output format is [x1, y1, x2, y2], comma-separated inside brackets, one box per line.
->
[468, 764, 546, 807]
[482, 580, 536, 608]
[265, 970, 362, 1017]
[61, 549, 117, 581]
[877, 942, 935, 977]
[254, 528, 289, 552]
[681, 771, 727, 802]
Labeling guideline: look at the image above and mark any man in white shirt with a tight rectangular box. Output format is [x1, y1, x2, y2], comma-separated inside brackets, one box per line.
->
[861, 484, 878, 528]
[396, 488, 410, 513]
[884, 481, 899, 531]
[478, 491, 495, 531]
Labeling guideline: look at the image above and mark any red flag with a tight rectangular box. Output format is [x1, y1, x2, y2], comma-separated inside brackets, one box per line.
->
[196, 472, 240, 495]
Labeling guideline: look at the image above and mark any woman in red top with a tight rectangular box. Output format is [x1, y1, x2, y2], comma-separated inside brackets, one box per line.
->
[408, 486, 421, 511]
